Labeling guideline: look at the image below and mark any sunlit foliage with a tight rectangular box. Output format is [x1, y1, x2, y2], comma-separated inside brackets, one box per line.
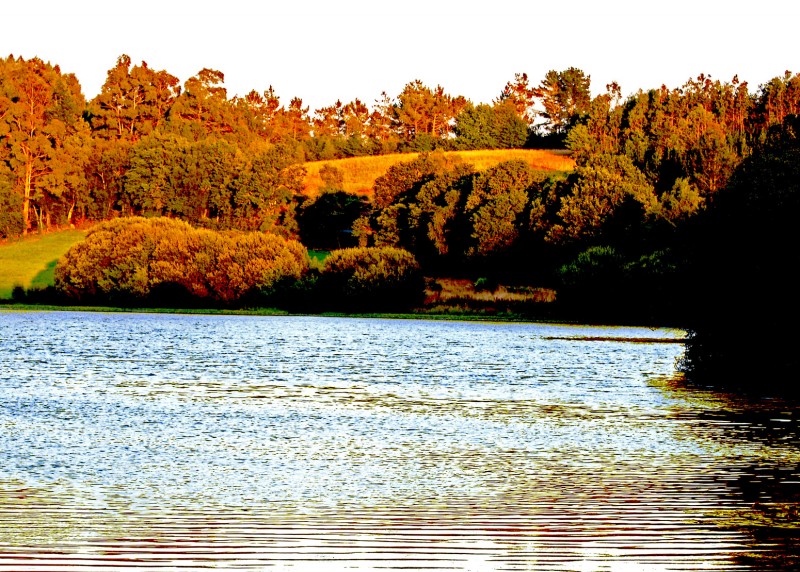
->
[319, 246, 424, 311]
[0, 55, 89, 233]
[54, 217, 308, 304]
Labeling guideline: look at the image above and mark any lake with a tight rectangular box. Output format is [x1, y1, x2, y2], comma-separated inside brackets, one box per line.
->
[0, 311, 798, 570]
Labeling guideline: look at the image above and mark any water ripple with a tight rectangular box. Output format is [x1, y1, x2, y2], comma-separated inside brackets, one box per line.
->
[1, 312, 798, 570]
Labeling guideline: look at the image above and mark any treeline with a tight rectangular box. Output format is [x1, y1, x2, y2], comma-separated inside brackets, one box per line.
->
[3, 52, 798, 243]
[350, 72, 800, 285]
[0, 56, 553, 238]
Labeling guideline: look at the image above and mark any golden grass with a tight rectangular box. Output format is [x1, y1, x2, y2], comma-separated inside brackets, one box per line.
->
[302, 149, 574, 197]
[425, 278, 556, 307]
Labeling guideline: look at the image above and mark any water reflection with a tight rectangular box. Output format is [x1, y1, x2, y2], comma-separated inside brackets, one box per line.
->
[0, 311, 798, 570]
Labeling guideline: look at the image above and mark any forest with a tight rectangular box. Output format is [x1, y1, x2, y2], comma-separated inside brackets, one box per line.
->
[2, 54, 800, 394]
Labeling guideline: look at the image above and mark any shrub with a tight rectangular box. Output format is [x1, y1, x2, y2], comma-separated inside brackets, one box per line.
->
[319, 246, 424, 311]
[473, 277, 498, 292]
[555, 245, 625, 320]
[558, 246, 623, 287]
[205, 231, 309, 302]
[10, 285, 26, 302]
[54, 217, 309, 305]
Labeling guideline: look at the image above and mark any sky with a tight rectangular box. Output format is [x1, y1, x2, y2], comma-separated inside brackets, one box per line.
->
[3, 0, 799, 113]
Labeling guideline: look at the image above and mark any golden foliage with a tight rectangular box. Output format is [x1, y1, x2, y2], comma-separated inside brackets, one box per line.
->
[55, 217, 308, 303]
[320, 246, 424, 310]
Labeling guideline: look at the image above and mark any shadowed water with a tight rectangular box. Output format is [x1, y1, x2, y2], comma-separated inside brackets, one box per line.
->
[0, 311, 798, 570]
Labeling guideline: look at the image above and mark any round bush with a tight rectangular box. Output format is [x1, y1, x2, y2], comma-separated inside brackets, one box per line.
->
[319, 246, 424, 311]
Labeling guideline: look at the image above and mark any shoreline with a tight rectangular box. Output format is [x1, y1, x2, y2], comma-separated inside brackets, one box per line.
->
[0, 301, 685, 331]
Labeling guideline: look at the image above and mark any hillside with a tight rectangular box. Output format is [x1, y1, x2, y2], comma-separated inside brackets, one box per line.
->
[302, 149, 575, 196]
[0, 230, 87, 299]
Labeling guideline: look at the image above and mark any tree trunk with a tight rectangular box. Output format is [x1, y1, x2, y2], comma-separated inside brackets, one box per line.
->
[33, 204, 44, 233]
[22, 160, 33, 234]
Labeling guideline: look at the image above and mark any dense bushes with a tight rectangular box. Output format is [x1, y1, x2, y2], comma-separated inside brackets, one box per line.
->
[297, 190, 369, 250]
[54, 217, 308, 305]
[51, 219, 425, 312]
[555, 245, 683, 325]
[360, 153, 559, 273]
[318, 246, 424, 311]
[679, 116, 800, 394]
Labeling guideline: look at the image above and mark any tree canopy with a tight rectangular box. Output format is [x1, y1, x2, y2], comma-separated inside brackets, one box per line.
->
[4, 53, 797, 245]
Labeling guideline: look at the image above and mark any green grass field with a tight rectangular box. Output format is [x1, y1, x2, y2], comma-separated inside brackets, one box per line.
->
[0, 230, 87, 299]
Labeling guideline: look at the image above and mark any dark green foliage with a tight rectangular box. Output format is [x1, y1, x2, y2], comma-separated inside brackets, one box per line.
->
[318, 246, 424, 311]
[121, 133, 306, 236]
[365, 154, 558, 271]
[402, 133, 440, 153]
[565, 74, 762, 214]
[372, 151, 463, 210]
[555, 245, 684, 325]
[536, 68, 592, 135]
[556, 245, 624, 319]
[10, 285, 25, 302]
[492, 103, 531, 149]
[453, 102, 528, 150]
[473, 276, 498, 292]
[680, 116, 800, 394]
[242, 272, 323, 313]
[547, 154, 658, 245]
[453, 104, 497, 150]
[391, 80, 466, 146]
[233, 144, 304, 235]
[318, 164, 344, 191]
[8, 284, 65, 305]
[558, 245, 623, 286]
[466, 160, 545, 257]
[0, 180, 24, 238]
[297, 191, 369, 250]
[406, 163, 475, 263]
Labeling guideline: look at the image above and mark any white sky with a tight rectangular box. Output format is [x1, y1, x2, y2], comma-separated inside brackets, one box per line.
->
[3, 0, 798, 113]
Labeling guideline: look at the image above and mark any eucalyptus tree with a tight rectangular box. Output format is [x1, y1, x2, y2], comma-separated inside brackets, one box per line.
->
[0, 55, 89, 233]
[752, 71, 800, 135]
[89, 54, 180, 142]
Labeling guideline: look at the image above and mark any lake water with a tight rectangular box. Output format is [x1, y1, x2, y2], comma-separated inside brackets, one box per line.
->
[0, 311, 798, 571]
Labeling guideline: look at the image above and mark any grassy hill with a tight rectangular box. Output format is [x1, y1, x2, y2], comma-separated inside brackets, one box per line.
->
[0, 230, 86, 299]
[302, 149, 574, 196]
